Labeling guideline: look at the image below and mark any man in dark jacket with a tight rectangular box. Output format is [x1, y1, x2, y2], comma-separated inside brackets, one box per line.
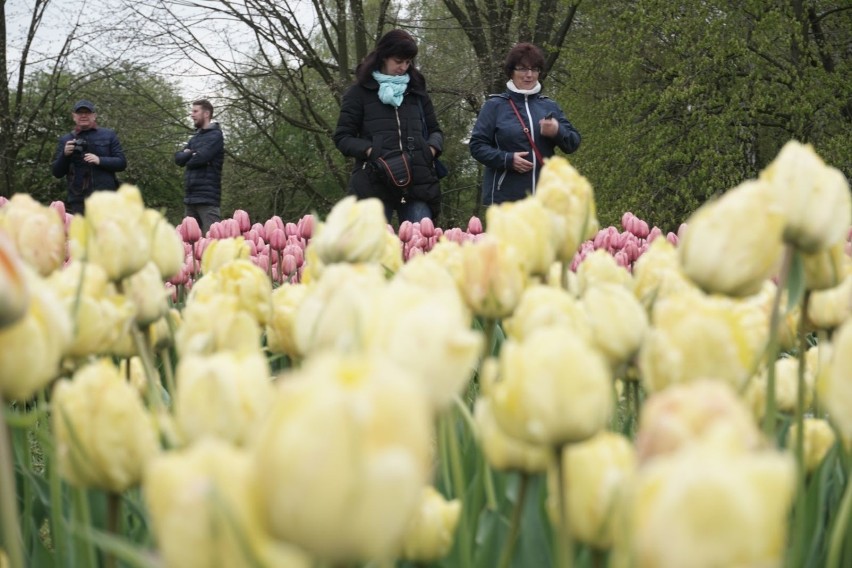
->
[175, 99, 224, 234]
[51, 100, 127, 215]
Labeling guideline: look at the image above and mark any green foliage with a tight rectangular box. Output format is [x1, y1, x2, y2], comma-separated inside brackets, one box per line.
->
[556, 0, 852, 231]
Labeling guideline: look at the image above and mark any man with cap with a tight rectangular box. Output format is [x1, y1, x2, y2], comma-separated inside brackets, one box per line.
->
[51, 100, 127, 215]
[174, 99, 224, 234]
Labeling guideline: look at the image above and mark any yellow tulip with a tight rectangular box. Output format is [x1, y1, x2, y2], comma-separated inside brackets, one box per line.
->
[48, 261, 137, 358]
[490, 327, 613, 446]
[639, 292, 767, 393]
[266, 283, 309, 359]
[820, 319, 852, 440]
[581, 283, 649, 368]
[502, 284, 591, 343]
[635, 380, 763, 464]
[760, 140, 851, 253]
[175, 350, 274, 446]
[533, 156, 599, 262]
[0, 230, 28, 329]
[0, 267, 71, 401]
[379, 228, 404, 273]
[144, 438, 311, 568]
[801, 241, 850, 291]
[199, 236, 250, 274]
[252, 351, 432, 563]
[631, 238, 698, 310]
[575, 249, 633, 297]
[177, 293, 262, 356]
[548, 431, 636, 549]
[679, 179, 784, 297]
[293, 262, 386, 356]
[485, 198, 560, 277]
[474, 397, 552, 473]
[69, 184, 150, 280]
[309, 196, 388, 265]
[400, 486, 461, 563]
[52, 359, 159, 492]
[787, 418, 836, 474]
[144, 209, 184, 279]
[744, 356, 813, 420]
[458, 235, 527, 319]
[189, 259, 272, 326]
[121, 261, 170, 326]
[363, 277, 482, 411]
[807, 273, 852, 331]
[614, 447, 795, 568]
[0, 193, 66, 276]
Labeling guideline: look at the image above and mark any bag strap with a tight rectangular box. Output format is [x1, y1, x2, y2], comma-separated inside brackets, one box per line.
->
[507, 98, 543, 164]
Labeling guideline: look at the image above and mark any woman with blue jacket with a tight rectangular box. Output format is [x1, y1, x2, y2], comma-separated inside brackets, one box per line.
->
[470, 43, 581, 206]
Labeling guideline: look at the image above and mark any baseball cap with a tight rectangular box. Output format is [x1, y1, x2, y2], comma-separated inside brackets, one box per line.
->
[73, 100, 96, 113]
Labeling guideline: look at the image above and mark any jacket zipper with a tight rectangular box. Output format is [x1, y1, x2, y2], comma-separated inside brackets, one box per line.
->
[395, 108, 404, 151]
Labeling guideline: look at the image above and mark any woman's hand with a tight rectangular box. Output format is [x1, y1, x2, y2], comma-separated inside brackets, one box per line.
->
[539, 117, 559, 138]
[430, 146, 437, 157]
[512, 151, 533, 173]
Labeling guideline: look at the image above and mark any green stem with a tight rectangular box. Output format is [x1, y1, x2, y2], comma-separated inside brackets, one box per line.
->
[71, 487, 97, 568]
[789, 291, 810, 567]
[827, 472, 852, 568]
[444, 412, 471, 567]
[497, 473, 529, 568]
[763, 246, 794, 440]
[482, 317, 497, 359]
[553, 445, 574, 568]
[160, 348, 177, 400]
[0, 395, 25, 568]
[438, 418, 453, 497]
[105, 493, 121, 568]
[41, 390, 68, 568]
[18, 428, 34, 556]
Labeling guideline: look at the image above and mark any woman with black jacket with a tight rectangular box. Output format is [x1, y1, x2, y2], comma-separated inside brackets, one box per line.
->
[333, 29, 444, 223]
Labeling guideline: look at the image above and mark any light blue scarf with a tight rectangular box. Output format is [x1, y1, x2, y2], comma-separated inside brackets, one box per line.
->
[373, 71, 410, 107]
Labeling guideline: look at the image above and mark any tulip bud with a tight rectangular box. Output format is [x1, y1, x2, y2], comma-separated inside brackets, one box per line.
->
[679, 179, 784, 297]
[467, 216, 483, 235]
[787, 418, 836, 474]
[53, 359, 159, 492]
[1, 266, 71, 400]
[309, 196, 388, 265]
[458, 236, 527, 319]
[400, 487, 461, 562]
[819, 319, 852, 440]
[760, 140, 851, 253]
[475, 398, 552, 473]
[0, 193, 66, 276]
[0, 231, 28, 329]
[298, 214, 315, 239]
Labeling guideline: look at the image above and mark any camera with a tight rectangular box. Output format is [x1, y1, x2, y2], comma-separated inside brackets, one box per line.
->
[72, 138, 88, 156]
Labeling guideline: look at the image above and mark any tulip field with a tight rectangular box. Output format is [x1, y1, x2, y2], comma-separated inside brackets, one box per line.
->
[2, 141, 852, 568]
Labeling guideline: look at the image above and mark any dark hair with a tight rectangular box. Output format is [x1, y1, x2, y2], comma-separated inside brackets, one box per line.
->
[355, 29, 425, 90]
[503, 43, 546, 79]
[192, 99, 214, 119]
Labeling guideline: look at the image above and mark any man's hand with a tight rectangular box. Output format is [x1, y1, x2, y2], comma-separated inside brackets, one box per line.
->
[63, 141, 76, 157]
[82, 153, 100, 166]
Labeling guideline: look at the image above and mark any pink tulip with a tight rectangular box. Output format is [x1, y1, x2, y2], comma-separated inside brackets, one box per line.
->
[246, 240, 258, 256]
[647, 226, 663, 243]
[251, 222, 265, 235]
[269, 228, 287, 251]
[624, 241, 640, 263]
[281, 254, 298, 277]
[208, 222, 224, 240]
[254, 253, 269, 272]
[233, 209, 251, 233]
[298, 215, 315, 240]
[666, 232, 679, 245]
[50, 200, 66, 219]
[0, 196, 8, 208]
[194, 238, 211, 261]
[284, 222, 299, 237]
[614, 250, 630, 268]
[286, 235, 305, 249]
[284, 244, 304, 267]
[182, 217, 203, 243]
[398, 221, 414, 243]
[621, 211, 633, 229]
[408, 246, 424, 259]
[434, 227, 443, 239]
[467, 216, 483, 235]
[677, 223, 688, 240]
[420, 217, 435, 238]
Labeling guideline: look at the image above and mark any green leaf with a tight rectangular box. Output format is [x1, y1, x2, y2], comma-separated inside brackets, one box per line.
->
[785, 251, 805, 313]
[68, 523, 161, 568]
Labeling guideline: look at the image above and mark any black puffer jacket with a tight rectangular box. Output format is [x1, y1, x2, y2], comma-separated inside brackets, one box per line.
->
[333, 77, 444, 217]
[174, 123, 224, 206]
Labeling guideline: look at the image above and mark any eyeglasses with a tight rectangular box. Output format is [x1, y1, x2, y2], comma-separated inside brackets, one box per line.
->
[513, 67, 541, 74]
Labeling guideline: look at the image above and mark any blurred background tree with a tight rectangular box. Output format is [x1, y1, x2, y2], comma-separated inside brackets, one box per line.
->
[4, 0, 850, 230]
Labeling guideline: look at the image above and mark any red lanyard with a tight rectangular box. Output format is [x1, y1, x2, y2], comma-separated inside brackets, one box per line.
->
[508, 98, 543, 164]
